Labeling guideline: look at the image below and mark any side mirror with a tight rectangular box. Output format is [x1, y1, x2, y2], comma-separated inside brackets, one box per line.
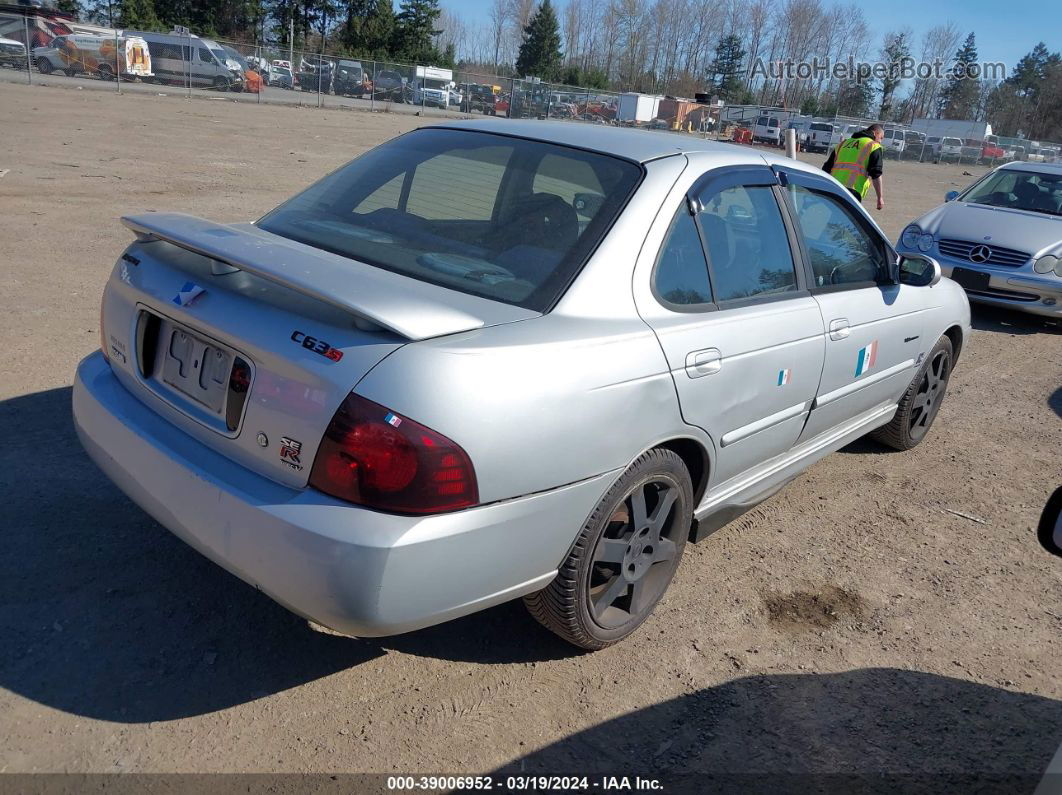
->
[1039, 486, 1062, 557]
[898, 254, 942, 287]
[945, 190, 960, 202]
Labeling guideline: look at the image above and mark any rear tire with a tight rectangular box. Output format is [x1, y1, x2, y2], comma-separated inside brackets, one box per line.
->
[524, 449, 692, 650]
[873, 335, 953, 450]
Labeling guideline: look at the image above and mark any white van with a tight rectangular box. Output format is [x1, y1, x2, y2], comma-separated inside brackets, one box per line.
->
[752, 115, 782, 146]
[128, 30, 241, 90]
[45, 34, 152, 80]
[881, 127, 906, 156]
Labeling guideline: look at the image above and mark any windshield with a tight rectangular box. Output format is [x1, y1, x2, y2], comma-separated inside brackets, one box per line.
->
[962, 169, 1062, 216]
[258, 128, 642, 311]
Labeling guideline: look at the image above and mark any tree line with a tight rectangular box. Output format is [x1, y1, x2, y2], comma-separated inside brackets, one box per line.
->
[69, 0, 452, 66]
[60, 0, 1060, 140]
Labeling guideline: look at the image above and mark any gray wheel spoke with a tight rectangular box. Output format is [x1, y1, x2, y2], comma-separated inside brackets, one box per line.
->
[652, 537, 677, 563]
[592, 575, 628, 613]
[647, 488, 678, 538]
[629, 487, 648, 530]
[629, 579, 652, 615]
[594, 538, 628, 565]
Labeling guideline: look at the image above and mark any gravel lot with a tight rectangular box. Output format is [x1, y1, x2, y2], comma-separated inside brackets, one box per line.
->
[1, 80, 1060, 786]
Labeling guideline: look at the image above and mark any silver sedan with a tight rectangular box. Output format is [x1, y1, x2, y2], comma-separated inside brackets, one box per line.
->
[73, 120, 970, 649]
[897, 161, 1062, 319]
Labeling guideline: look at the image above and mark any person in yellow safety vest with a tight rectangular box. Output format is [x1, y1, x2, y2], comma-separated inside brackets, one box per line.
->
[822, 123, 885, 210]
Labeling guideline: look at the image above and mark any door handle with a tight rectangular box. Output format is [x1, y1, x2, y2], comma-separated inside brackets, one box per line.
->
[829, 318, 850, 341]
[685, 348, 722, 378]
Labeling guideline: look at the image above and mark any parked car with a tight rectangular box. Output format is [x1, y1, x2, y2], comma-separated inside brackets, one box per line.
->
[752, 114, 781, 145]
[461, 83, 499, 115]
[74, 120, 970, 651]
[297, 54, 333, 93]
[980, 140, 1007, 162]
[898, 161, 1062, 319]
[332, 59, 365, 96]
[267, 63, 292, 89]
[0, 36, 27, 69]
[881, 127, 906, 157]
[371, 69, 405, 101]
[805, 121, 838, 154]
[903, 129, 927, 158]
[928, 136, 964, 162]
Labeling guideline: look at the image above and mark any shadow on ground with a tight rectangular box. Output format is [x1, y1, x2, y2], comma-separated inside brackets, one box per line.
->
[1049, 386, 1062, 419]
[971, 304, 1060, 335]
[494, 668, 1062, 793]
[0, 386, 571, 724]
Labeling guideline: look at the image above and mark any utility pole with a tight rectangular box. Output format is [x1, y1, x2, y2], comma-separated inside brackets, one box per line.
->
[289, 15, 294, 71]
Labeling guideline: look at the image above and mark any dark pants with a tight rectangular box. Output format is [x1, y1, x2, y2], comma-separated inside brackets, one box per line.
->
[849, 187, 863, 203]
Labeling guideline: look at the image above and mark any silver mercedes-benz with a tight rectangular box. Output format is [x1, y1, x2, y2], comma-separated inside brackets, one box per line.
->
[73, 120, 970, 649]
[897, 161, 1062, 318]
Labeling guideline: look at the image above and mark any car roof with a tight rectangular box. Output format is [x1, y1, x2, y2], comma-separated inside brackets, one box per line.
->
[998, 161, 1062, 176]
[431, 119, 773, 164]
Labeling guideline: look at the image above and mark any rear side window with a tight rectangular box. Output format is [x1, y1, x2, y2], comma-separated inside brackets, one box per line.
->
[654, 207, 712, 307]
[697, 185, 797, 302]
[258, 128, 642, 311]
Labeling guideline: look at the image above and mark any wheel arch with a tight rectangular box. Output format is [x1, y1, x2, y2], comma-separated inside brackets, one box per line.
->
[943, 324, 964, 362]
[653, 436, 710, 508]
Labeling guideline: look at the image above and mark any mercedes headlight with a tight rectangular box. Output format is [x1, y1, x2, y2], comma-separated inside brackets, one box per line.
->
[1033, 255, 1060, 275]
[901, 225, 921, 249]
[917, 233, 934, 253]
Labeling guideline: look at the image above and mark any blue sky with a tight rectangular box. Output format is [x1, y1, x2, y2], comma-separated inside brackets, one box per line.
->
[441, 0, 1055, 76]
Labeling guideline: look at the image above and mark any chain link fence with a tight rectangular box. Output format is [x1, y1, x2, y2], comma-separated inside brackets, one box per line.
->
[4, 12, 1060, 166]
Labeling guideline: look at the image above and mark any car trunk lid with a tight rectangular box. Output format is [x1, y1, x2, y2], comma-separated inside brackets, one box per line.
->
[102, 214, 538, 488]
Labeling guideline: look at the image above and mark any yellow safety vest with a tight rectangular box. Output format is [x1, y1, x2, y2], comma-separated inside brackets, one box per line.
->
[830, 137, 881, 199]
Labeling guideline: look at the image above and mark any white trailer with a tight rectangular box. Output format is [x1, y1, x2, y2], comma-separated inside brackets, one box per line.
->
[617, 93, 663, 123]
[911, 118, 993, 143]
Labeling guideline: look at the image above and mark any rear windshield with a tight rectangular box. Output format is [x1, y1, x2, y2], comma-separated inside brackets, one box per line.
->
[258, 128, 643, 311]
[810, 123, 832, 132]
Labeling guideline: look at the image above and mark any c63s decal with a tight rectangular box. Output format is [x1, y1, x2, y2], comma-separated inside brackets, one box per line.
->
[291, 331, 344, 362]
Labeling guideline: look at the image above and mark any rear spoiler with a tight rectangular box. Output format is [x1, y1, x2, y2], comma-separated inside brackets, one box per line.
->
[121, 213, 538, 341]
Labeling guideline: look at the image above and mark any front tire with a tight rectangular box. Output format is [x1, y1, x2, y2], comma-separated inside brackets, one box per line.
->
[524, 449, 693, 650]
[37, 57, 52, 74]
[873, 335, 953, 450]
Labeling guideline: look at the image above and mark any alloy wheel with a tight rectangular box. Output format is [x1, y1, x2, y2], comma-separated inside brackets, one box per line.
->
[588, 478, 682, 629]
[909, 349, 951, 440]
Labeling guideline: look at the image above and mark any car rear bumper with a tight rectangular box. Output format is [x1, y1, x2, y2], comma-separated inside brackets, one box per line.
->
[73, 352, 615, 637]
[898, 247, 1062, 318]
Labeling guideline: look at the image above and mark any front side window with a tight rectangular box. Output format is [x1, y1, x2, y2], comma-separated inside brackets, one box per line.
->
[786, 184, 886, 287]
[696, 184, 797, 302]
[258, 128, 642, 311]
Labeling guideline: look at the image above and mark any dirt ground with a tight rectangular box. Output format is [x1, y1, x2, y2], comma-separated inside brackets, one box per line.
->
[1, 81, 1061, 786]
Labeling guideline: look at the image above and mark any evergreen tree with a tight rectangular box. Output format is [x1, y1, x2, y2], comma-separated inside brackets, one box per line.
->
[709, 34, 746, 101]
[515, 0, 562, 80]
[391, 0, 442, 63]
[939, 32, 980, 118]
[57, 0, 82, 16]
[1006, 42, 1052, 99]
[878, 31, 910, 120]
[837, 77, 874, 117]
[363, 0, 395, 57]
[118, 0, 160, 30]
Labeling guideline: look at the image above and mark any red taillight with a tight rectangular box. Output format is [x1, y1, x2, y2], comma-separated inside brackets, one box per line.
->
[309, 394, 478, 515]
